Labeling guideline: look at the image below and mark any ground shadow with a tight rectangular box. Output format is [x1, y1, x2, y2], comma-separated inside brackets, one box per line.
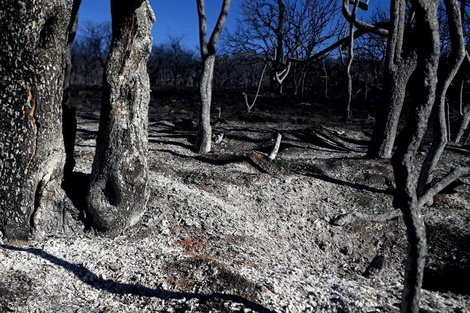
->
[303, 171, 394, 195]
[445, 145, 470, 157]
[423, 223, 470, 295]
[149, 138, 194, 150]
[62, 171, 92, 228]
[1, 245, 275, 312]
[153, 149, 268, 174]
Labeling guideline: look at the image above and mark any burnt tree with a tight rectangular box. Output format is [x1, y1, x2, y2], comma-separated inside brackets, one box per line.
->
[393, 1, 467, 310]
[195, 0, 231, 154]
[337, 1, 470, 311]
[87, 0, 155, 235]
[0, 0, 81, 239]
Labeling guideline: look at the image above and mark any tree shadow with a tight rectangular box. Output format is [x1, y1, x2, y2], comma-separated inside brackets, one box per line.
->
[76, 128, 98, 136]
[148, 138, 194, 150]
[303, 171, 394, 195]
[152, 149, 267, 172]
[445, 145, 470, 157]
[1, 245, 275, 312]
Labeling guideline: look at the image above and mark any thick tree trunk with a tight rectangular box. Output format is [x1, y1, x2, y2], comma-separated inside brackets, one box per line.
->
[367, 0, 417, 160]
[0, 0, 78, 240]
[391, 1, 440, 311]
[196, 55, 215, 154]
[367, 71, 411, 158]
[87, 0, 155, 236]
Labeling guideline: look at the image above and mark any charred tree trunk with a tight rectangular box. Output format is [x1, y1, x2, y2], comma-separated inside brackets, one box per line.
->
[418, 0, 465, 191]
[87, 0, 155, 236]
[0, 0, 80, 240]
[367, 0, 417, 159]
[368, 69, 414, 159]
[391, 1, 440, 311]
[195, 0, 231, 154]
[344, 0, 359, 120]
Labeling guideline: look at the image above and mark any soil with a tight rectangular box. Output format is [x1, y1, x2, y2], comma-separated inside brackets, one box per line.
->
[1, 86, 469, 312]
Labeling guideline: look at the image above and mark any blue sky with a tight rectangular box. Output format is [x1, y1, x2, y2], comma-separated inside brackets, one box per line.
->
[77, 0, 388, 50]
[77, 0, 242, 50]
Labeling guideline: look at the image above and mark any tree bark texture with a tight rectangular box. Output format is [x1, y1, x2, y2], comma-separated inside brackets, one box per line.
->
[0, 0, 78, 239]
[418, 0, 465, 192]
[195, 0, 231, 154]
[367, 0, 417, 159]
[196, 55, 215, 153]
[87, 0, 155, 236]
[390, 1, 440, 311]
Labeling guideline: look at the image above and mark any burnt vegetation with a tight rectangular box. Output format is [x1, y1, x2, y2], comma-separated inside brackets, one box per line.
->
[1, 0, 470, 312]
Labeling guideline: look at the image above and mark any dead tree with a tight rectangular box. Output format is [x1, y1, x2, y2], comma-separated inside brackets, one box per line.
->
[195, 0, 231, 154]
[243, 65, 267, 113]
[0, 0, 81, 239]
[87, 0, 155, 236]
[335, 1, 469, 312]
[344, 0, 359, 120]
[418, 0, 466, 193]
[390, 2, 440, 310]
[365, 3, 417, 159]
[227, 0, 340, 95]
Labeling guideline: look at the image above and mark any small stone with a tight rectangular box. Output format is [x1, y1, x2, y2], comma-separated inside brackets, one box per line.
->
[363, 255, 386, 278]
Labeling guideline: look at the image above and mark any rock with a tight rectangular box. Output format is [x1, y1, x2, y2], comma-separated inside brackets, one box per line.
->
[363, 255, 386, 278]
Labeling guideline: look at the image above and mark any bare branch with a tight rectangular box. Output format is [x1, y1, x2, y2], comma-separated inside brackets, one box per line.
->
[341, 0, 389, 36]
[243, 64, 267, 113]
[418, 166, 470, 207]
[208, 0, 232, 49]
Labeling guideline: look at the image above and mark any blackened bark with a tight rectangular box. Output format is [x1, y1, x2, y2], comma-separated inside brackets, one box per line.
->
[367, 0, 417, 159]
[367, 67, 414, 159]
[418, 0, 465, 192]
[87, 0, 155, 236]
[391, 1, 440, 311]
[0, 0, 77, 239]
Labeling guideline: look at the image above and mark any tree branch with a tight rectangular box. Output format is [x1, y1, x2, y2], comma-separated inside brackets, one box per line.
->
[341, 0, 389, 36]
[418, 166, 470, 207]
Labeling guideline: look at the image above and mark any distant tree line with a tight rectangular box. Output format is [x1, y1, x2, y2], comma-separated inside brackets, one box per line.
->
[70, 1, 388, 105]
[71, 26, 386, 100]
